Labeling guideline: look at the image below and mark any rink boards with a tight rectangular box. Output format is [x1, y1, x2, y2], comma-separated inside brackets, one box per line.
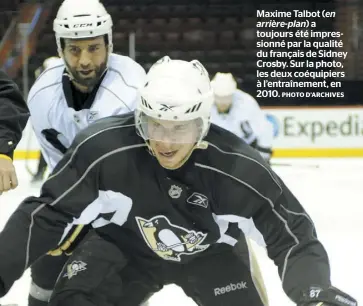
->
[263, 106, 363, 157]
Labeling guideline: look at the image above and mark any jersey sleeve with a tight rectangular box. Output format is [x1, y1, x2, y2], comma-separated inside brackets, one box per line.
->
[27, 88, 64, 171]
[0, 70, 29, 157]
[252, 175, 331, 301]
[0, 132, 100, 296]
[29, 117, 64, 171]
[218, 150, 331, 302]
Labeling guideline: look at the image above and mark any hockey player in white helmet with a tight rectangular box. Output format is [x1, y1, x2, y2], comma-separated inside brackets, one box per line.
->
[0, 57, 356, 306]
[210, 72, 274, 162]
[26, 0, 146, 305]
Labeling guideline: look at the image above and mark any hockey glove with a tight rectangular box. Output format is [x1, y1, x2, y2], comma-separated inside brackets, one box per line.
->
[298, 286, 357, 306]
[249, 140, 272, 163]
[259, 151, 272, 163]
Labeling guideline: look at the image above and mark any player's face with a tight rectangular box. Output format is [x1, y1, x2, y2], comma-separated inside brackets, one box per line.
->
[62, 36, 108, 92]
[215, 95, 233, 113]
[147, 118, 201, 169]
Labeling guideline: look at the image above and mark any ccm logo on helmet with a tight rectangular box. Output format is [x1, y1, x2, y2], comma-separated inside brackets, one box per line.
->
[73, 23, 92, 28]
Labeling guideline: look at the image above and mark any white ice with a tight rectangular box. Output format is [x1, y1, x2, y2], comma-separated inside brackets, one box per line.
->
[0, 158, 361, 305]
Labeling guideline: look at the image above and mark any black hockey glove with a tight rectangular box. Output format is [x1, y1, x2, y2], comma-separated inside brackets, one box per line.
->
[297, 286, 357, 306]
[249, 140, 272, 163]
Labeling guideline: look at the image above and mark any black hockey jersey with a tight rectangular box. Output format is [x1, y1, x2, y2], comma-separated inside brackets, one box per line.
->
[0, 70, 28, 157]
[0, 113, 331, 302]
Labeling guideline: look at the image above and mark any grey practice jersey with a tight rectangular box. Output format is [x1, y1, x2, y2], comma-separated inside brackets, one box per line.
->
[27, 53, 146, 171]
[0, 114, 331, 303]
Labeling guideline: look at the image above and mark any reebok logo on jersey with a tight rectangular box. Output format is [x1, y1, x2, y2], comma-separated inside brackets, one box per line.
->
[214, 281, 247, 296]
[187, 192, 208, 208]
[88, 111, 98, 121]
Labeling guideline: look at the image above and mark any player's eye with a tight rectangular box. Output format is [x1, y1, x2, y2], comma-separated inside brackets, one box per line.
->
[88, 45, 100, 53]
[68, 47, 80, 55]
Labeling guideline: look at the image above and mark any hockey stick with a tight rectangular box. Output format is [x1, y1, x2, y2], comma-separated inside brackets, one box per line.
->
[153, 240, 202, 252]
[153, 241, 189, 252]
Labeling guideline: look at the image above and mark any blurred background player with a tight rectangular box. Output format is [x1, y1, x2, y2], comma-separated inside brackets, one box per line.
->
[26, 0, 146, 305]
[31, 56, 59, 183]
[210, 72, 274, 162]
[0, 69, 28, 193]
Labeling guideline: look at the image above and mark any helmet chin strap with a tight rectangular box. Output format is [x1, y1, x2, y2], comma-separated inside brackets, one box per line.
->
[146, 140, 208, 170]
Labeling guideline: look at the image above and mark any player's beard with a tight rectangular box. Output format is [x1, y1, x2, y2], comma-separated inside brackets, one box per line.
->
[64, 59, 107, 92]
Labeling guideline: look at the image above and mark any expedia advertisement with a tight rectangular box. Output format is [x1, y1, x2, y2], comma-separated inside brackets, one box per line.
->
[263, 107, 363, 156]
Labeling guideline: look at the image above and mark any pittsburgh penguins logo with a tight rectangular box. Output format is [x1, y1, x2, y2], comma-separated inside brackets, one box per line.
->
[136, 215, 210, 262]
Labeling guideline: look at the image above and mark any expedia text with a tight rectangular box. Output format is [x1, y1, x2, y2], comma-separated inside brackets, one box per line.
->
[283, 115, 363, 142]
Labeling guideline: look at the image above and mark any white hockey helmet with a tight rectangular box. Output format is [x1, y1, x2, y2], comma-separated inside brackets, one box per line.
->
[211, 72, 237, 97]
[53, 0, 113, 53]
[136, 56, 214, 144]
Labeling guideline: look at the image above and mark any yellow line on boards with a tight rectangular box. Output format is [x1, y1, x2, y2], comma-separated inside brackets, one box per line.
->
[13, 148, 363, 160]
[273, 148, 363, 158]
